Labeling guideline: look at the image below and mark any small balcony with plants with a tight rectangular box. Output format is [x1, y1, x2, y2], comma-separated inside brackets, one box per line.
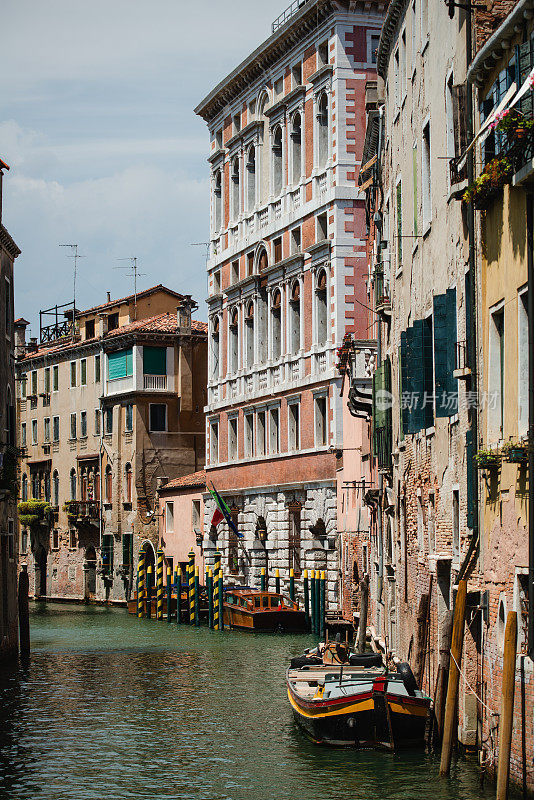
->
[374, 264, 391, 318]
[63, 499, 100, 525]
[18, 500, 52, 529]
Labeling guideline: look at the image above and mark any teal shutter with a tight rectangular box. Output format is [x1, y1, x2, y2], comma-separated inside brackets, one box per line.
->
[466, 429, 474, 529]
[434, 289, 458, 417]
[423, 317, 434, 428]
[404, 326, 415, 434]
[102, 534, 114, 574]
[122, 533, 133, 567]
[108, 349, 133, 380]
[410, 320, 425, 433]
[446, 288, 459, 414]
[143, 346, 166, 375]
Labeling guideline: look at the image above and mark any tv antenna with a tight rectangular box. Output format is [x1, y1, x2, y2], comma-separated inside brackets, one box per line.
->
[191, 242, 210, 260]
[115, 257, 146, 320]
[59, 244, 85, 314]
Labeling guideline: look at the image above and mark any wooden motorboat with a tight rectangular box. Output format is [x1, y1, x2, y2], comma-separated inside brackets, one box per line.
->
[286, 644, 431, 748]
[127, 587, 208, 619]
[223, 589, 307, 632]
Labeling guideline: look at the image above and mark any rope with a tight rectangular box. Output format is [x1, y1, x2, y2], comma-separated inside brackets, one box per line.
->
[450, 651, 498, 716]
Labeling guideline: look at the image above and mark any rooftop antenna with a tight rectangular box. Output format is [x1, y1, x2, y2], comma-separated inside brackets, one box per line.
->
[59, 244, 85, 316]
[115, 257, 146, 321]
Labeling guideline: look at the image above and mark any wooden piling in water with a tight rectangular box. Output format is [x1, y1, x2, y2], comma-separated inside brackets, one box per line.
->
[357, 574, 369, 653]
[218, 563, 224, 631]
[156, 549, 164, 621]
[303, 570, 309, 625]
[137, 552, 145, 619]
[188, 551, 195, 625]
[433, 609, 453, 738]
[319, 571, 325, 639]
[275, 569, 280, 595]
[194, 566, 200, 627]
[146, 566, 153, 619]
[439, 579, 467, 777]
[208, 568, 214, 629]
[261, 567, 266, 592]
[289, 568, 295, 602]
[214, 552, 221, 630]
[166, 567, 172, 623]
[496, 611, 518, 800]
[310, 571, 316, 634]
[18, 565, 30, 659]
[174, 567, 180, 625]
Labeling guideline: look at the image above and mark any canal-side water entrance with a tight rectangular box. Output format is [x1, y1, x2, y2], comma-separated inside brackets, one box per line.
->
[0, 604, 501, 800]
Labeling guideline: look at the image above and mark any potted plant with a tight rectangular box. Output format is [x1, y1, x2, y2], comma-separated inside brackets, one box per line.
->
[494, 108, 534, 146]
[474, 449, 501, 470]
[501, 440, 529, 464]
[18, 500, 52, 528]
[463, 157, 513, 210]
[63, 500, 78, 521]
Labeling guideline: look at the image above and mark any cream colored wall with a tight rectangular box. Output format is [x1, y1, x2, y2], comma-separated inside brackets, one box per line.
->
[158, 488, 204, 572]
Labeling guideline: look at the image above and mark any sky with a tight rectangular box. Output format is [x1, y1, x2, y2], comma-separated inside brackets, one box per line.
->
[1, 0, 286, 333]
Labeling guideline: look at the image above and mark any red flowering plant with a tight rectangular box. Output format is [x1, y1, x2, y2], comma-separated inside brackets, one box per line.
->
[336, 333, 353, 375]
[462, 156, 513, 208]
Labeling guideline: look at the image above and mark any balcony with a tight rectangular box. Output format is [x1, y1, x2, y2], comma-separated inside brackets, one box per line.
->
[374, 268, 391, 316]
[453, 340, 471, 380]
[65, 500, 100, 525]
[143, 374, 167, 391]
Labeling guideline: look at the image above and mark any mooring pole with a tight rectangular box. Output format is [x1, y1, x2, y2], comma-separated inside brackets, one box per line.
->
[261, 566, 266, 592]
[166, 567, 172, 623]
[146, 565, 153, 619]
[275, 569, 280, 595]
[357, 574, 369, 653]
[188, 551, 195, 625]
[289, 568, 295, 602]
[137, 552, 145, 619]
[303, 569, 309, 625]
[218, 562, 224, 631]
[156, 549, 164, 621]
[194, 565, 200, 627]
[496, 611, 518, 800]
[440, 579, 467, 776]
[18, 565, 30, 659]
[174, 568, 180, 624]
[214, 552, 221, 630]
[310, 570, 317, 634]
[319, 571, 326, 639]
[208, 568, 214, 629]
[315, 571, 321, 636]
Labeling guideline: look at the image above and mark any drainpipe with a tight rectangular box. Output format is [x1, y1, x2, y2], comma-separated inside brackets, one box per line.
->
[376, 105, 384, 604]
[526, 194, 534, 658]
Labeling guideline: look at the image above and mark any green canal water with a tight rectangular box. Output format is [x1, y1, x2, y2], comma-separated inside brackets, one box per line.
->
[0, 604, 501, 800]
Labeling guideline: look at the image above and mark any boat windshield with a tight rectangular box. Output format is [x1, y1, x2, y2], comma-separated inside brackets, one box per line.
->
[262, 596, 269, 607]
[226, 594, 236, 605]
[254, 597, 261, 608]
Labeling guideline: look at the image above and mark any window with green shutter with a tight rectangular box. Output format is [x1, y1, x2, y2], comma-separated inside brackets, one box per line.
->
[372, 358, 392, 469]
[396, 180, 402, 269]
[143, 346, 166, 375]
[107, 348, 133, 380]
[122, 533, 133, 567]
[434, 288, 458, 417]
[101, 534, 114, 574]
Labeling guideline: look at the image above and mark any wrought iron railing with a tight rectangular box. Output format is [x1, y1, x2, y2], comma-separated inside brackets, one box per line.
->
[374, 268, 391, 310]
[374, 426, 392, 470]
[271, 0, 309, 32]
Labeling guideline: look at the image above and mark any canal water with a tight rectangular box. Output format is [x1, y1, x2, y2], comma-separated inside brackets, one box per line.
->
[0, 604, 501, 800]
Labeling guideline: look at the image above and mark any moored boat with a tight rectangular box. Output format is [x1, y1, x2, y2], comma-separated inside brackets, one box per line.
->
[286, 646, 431, 748]
[223, 589, 307, 632]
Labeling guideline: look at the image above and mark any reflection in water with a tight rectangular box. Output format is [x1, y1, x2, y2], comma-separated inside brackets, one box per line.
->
[0, 604, 499, 800]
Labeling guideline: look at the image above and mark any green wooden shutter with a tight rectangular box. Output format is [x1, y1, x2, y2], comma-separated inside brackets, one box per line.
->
[143, 346, 166, 375]
[102, 534, 114, 574]
[446, 288, 458, 414]
[517, 42, 534, 118]
[433, 294, 448, 417]
[411, 320, 425, 433]
[412, 145, 418, 238]
[423, 316, 434, 428]
[122, 533, 133, 567]
[404, 326, 415, 434]
[108, 348, 133, 380]
[396, 180, 403, 268]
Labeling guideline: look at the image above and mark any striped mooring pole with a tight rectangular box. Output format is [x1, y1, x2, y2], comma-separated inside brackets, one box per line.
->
[188, 551, 195, 625]
[261, 566, 266, 592]
[174, 567, 180, 625]
[310, 570, 316, 633]
[207, 568, 214, 629]
[137, 552, 145, 619]
[218, 561, 224, 631]
[315, 571, 321, 636]
[275, 569, 280, 595]
[303, 570, 309, 624]
[146, 565, 153, 619]
[156, 549, 164, 621]
[319, 570, 326, 639]
[194, 565, 200, 627]
[166, 566, 172, 623]
[289, 568, 295, 602]
[213, 552, 221, 631]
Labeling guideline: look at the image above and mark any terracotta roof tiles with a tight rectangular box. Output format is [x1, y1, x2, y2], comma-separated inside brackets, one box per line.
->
[160, 469, 206, 491]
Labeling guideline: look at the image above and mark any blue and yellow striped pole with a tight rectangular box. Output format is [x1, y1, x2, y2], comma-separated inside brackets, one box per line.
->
[315, 570, 321, 635]
[207, 568, 214, 629]
[319, 570, 326, 639]
[213, 553, 221, 630]
[137, 552, 145, 619]
[289, 568, 295, 602]
[188, 551, 195, 625]
[166, 566, 172, 623]
[146, 565, 153, 619]
[218, 561, 224, 631]
[156, 549, 164, 621]
[174, 567, 180, 624]
[261, 566, 266, 592]
[310, 570, 316, 633]
[194, 565, 200, 626]
[275, 569, 280, 594]
[303, 569, 309, 625]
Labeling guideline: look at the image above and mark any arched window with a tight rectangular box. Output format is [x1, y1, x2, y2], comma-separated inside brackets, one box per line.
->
[70, 468, 77, 501]
[317, 92, 328, 169]
[271, 288, 282, 360]
[21, 473, 28, 502]
[231, 156, 240, 220]
[32, 473, 40, 500]
[125, 463, 132, 504]
[81, 467, 88, 501]
[94, 468, 100, 501]
[245, 302, 254, 369]
[272, 126, 283, 196]
[258, 248, 268, 273]
[291, 113, 302, 185]
[210, 316, 220, 382]
[229, 307, 239, 374]
[246, 146, 256, 212]
[213, 169, 222, 232]
[53, 471, 59, 507]
[44, 472, 51, 503]
[316, 269, 328, 345]
[257, 92, 270, 204]
[290, 281, 301, 354]
[105, 465, 112, 504]
[257, 288, 268, 363]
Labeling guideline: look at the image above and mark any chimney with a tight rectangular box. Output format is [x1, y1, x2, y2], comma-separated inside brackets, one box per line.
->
[107, 291, 111, 303]
[157, 476, 169, 490]
[28, 336, 38, 352]
[177, 295, 198, 334]
[98, 312, 108, 337]
[14, 318, 29, 358]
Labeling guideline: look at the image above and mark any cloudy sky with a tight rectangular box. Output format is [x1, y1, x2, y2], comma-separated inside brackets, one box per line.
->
[2, 0, 285, 332]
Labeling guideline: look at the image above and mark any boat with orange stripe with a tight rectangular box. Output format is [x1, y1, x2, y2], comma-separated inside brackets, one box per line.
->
[286, 644, 431, 749]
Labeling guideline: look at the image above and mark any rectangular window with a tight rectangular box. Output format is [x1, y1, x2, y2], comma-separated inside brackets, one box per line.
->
[149, 403, 167, 432]
[231, 260, 239, 284]
[210, 420, 219, 464]
[452, 489, 460, 561]
[247, 252, 254, 276]
[166, 501, 175, 533]
[21, 529, 28, 554]
[81, 359, 87, 386]
[288, 402, 300, 451]
[94, 409, 101, 436]
[122, 533, 133, 567]
[101, 533, 114, 573]
[85, 319, 95, 339]
[31, 419, 37, 445]
[428, 493, 435, 553]
[396, 179, 402, 269]
[228, 416, 238, 460]
[289, 505, 302, 575]
[256, 410, 266, 457]
[143, 346, 166, 375]
[31, 370, 37, 396]
[70, 529, 77, 549]
[95, 355, 101, 383]
[125, 403, 133, 432]
[269, 407, 280, 454]
[315, 395, 327, 447]
[52, 529, 59, 550]
[108, 312, 119, 331]
[489, 306, 505, 440]
[317, 212, 327, 241]
[213, 270, 221, 294]
[105, 407, 113, 435]
[5, 278, 11, 337]
[318, 41, 328, 68]
[44, 367, 51, 394]
[53, 365, 59, 391]
[44, 417, 50, 443]
[292, 61, 302, 87]
[274, 237, 282, 263]
[518, 289, 529, 437]
[108, 348, 133, 380]
[21, 423, 26, 447]
[53, 416, 60, 442]
[80, 411, 87, 438]
[70, 413, 77, 440]
[244, 412, 254, 458]
[20, 373, 27, 398]
[412, 143, 418, 237]
[290, 227, 301, 255]
[192, 500, 201, 532]
[422, 121, 431, 229]
[70, 361, 77, 387]
[371, 33, 380, 65]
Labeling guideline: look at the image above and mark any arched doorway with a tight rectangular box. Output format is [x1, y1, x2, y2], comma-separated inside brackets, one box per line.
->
[35, 546, 47, 598]
[84, 546, 97, 600]
[141, 541, 155, 573]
